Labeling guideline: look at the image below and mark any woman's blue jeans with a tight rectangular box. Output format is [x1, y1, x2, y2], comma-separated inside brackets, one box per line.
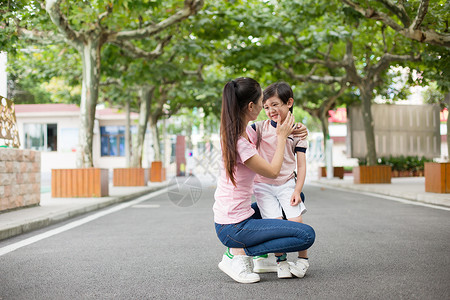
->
[215, 203, 315, 256]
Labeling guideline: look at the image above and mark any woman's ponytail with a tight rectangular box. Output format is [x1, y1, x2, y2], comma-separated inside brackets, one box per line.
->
[220, 78, 261, 186]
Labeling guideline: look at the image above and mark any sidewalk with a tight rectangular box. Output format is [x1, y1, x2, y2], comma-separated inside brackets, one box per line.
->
[0, 181, 168, 241]
[312, 175, 450, 208]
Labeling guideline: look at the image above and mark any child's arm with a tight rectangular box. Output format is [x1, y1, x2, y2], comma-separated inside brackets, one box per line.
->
[291, 152, 306, 206]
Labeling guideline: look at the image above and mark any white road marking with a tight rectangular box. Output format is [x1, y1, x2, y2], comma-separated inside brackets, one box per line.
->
[131, 204, 161, 208]
[0, 188, 168, 257]
[311, 182, 450, 211]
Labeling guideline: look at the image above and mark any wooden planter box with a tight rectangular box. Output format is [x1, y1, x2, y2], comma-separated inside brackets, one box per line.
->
[353, 165, 392, 184]
[319, 167, 345, 179]
[425, 162, 450, 193]
[113, 168, 148, 186]
[52, 168, 109, 197]
[150, 161, 166, 182]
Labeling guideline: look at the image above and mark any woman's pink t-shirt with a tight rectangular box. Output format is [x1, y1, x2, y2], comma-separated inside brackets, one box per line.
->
[213, 132, 258, 224]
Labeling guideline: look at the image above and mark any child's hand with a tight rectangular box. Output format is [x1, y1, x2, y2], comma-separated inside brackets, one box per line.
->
[276, 112, 295, 139]
[292, 123, 308, 140]
[290, 192, 302, 206]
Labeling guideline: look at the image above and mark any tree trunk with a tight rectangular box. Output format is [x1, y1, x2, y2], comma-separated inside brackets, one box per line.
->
[76, 40, 101, 168]
[318, 94, 337, 152]
[130, 86, 154, 167]
[360, 85, 377, 166]
[125, 100, 131, 167]
[150, 117, 161, 161]
[162, 117, 168, 168]
[186, 124, 193, 150]
[319, 111, 330, 149]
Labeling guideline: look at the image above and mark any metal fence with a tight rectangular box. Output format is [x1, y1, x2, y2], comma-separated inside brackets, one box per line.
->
[347, 104, 441, 159]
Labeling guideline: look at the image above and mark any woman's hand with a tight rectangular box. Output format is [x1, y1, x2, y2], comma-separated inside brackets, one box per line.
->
[276, 112, 295, 139]
[292, 123, 308, 140]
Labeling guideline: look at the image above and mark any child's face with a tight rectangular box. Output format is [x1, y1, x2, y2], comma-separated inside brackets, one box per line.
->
[263, 96, 293, 122]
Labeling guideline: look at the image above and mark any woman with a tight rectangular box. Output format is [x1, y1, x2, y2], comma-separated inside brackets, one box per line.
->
[213, 77, 315, 283]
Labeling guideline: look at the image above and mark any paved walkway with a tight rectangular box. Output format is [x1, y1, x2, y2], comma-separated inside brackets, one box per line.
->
[1, 175, 449, 242]
[312, 176, 450, 208]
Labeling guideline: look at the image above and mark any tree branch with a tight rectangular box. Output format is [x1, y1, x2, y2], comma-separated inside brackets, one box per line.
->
[100, 78, 122, 86]
[376, 0, 411, 27]
[381, 25, 388, 53]
[342, 0, 450, 48]
[307, 65, 318, 77]
[16, 24, 65, 44]
[113, 35, 172, 59]
[278, 34, 301, 55]
[45, 0, 84, 46]
[98, 2, 113, 28]
[342, 41, 360, 84]
[277, 64, 346, 85]
[305, 58, 345, 69]
[183, 64, 204, 81]
[110, 0, 204, 42]
[341, 0, 403, 31]
[410, 0, 429, 30]
[371, 52, 421, 76]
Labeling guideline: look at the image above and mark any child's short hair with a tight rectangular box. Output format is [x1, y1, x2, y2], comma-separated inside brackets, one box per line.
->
[263, 82, 294, 113]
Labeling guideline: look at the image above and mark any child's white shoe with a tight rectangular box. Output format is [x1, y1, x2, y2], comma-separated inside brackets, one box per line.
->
[289, 258, 309, 278]
[277, 260, 293, 278]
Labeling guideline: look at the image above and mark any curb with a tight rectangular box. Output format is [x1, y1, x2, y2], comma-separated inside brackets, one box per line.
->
[311, 180, 450, 208]
[0, 185, 168, 241]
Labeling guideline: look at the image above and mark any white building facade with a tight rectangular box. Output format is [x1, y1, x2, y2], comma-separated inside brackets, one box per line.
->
[14, 104, 152, 173]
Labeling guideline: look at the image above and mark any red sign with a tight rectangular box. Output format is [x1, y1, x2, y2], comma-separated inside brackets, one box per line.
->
[441, 108, 448, 122]
[328, 108, 347, 123]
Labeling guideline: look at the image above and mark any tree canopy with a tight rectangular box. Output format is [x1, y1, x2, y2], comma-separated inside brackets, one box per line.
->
[1, 0, 447, 165]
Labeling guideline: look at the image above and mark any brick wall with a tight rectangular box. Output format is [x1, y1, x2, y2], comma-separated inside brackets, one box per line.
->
[0, 148, 41, 212]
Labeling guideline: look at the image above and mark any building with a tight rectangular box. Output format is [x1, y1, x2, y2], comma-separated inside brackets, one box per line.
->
[13, 103, 152, 173]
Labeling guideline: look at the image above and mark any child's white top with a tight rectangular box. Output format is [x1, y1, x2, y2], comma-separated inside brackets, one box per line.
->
[213, 128, 258, 224]
[248, 120, 308, 185]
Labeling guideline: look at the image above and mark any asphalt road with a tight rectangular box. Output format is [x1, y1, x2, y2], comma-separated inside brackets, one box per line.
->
[1, 180, 449, 300]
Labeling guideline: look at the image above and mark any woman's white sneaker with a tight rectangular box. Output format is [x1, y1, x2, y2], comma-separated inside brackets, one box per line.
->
[218, 249, 260, 283]
[289, 258, 309, 278]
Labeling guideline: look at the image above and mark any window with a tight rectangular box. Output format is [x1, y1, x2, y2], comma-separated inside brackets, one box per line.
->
[100, 126, 136, 157]
[23, 123, 57, 151]
[59, 128, 78, 152]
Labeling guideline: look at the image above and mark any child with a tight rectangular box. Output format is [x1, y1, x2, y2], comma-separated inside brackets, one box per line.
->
[248, 82, 309, 279]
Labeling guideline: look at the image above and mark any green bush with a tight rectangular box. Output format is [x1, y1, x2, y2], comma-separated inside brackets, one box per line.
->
[358, 156, 432, 172]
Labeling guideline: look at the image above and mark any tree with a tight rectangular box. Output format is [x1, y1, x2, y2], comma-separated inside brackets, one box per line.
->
[2, 0, 204, 167]
[218, 0, 423, 165]
[341, 0, 450, 48]
[99, 9, 219, 167]
[5, 42, 82, 104]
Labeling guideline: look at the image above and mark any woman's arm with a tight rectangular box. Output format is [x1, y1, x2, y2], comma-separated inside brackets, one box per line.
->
[244, 113, 295, 178]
